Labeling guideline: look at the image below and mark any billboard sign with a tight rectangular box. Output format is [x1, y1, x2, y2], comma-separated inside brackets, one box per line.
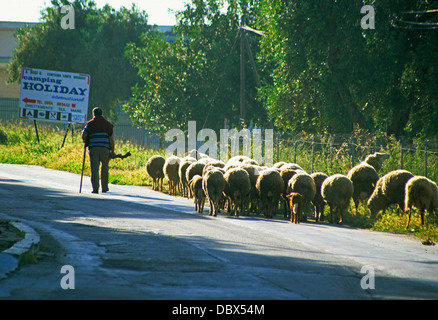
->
[19, 68, 90, 124]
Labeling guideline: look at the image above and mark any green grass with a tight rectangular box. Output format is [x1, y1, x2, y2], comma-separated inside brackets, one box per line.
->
[275, 130, 438, 243]
[0, 121, 163, 186]
[1, 121, 437, 243]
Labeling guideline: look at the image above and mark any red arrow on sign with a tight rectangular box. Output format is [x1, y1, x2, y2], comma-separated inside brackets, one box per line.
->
[22, 97, 37, 104]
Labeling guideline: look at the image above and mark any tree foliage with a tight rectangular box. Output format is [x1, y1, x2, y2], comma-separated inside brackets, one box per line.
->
[9, 0, 438, 139]
[124, 0, 267, 136]
[257, 0, 438, 139]
[7, 0, 149, 120]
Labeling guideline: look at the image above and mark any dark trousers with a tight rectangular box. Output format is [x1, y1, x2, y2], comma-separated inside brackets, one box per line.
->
[89, 147, 110, 192]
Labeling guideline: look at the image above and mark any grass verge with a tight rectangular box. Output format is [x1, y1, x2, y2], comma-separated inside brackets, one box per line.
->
[0, 120, 436, 243]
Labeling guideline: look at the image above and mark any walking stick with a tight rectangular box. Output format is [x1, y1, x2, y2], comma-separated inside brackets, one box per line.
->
[79, 144, 87, 193]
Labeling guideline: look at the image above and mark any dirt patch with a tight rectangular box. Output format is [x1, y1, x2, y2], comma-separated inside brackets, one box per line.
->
[0, 220, 24, 252]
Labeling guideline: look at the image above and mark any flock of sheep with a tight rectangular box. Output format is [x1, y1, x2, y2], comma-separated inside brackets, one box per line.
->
[146, 150, 438, 228]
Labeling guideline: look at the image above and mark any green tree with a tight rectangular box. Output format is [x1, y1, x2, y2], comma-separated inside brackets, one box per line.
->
[257, 0, 438, 138]
[125, 31, 189, 135]
[124, 0, 267, 135]
[257, 0, 374, 135]
[364, 0, 438, 138]
[7, 0, 150, 120]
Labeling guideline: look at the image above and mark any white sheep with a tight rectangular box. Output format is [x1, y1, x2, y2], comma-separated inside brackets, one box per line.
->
[405, 176, 438, 227]
[322, 174, 353, 224]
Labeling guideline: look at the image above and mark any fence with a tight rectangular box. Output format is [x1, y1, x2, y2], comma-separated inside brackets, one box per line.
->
[276, 132, 438, 182]
[0, 98, 162, 149]
[115, 123, 162, 150]
[0, 98, 19, 122]
[1, 99, 437, 182]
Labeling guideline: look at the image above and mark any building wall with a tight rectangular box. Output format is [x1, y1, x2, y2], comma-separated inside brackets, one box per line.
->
[0, 70, 20, 98]
[0, 27, 18, 59]
[0, 22, 27, 99]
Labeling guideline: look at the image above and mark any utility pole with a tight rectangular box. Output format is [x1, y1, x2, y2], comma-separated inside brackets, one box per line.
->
[239, 18, 265, 129]
[240, 15, 246, 129]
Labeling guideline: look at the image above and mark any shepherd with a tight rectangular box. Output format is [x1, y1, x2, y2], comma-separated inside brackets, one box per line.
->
[81, 107, 115, 194]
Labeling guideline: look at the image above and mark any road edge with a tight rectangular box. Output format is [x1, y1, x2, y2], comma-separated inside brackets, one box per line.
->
[0, 215, 40, 280]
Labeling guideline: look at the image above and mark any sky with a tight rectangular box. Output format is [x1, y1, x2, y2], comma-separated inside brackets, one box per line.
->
[0, 0, 189, 25]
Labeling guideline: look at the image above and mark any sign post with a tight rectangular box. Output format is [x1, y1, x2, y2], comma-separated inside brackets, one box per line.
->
[19, 68, 91, 145]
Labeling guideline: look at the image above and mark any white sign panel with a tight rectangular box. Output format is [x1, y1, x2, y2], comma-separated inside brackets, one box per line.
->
[19, 68, 90, 124]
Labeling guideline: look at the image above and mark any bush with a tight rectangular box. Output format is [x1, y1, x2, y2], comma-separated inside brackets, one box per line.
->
[0, 129, 7, 144]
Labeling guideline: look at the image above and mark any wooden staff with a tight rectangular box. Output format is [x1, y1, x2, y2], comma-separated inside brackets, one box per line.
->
[79, 144, 87, 193]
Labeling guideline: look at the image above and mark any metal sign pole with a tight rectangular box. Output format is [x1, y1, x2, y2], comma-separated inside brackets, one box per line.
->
[60, 122, 71, 149]
[33, 120, 40, 143]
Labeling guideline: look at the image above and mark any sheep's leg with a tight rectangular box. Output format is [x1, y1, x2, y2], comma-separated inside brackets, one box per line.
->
[298, 203, 303, 224]
[264, 202, 269, 218]
[269, 202, 274, 219]
[234, 200, 240, 217]
[338, 208, 343, 224]
[210, 200, 214, 216]
[320, 204, 325, 222]
[290, 202, 295, 223]
[229, 201, 234, 216]
[213, 200, 218, 217]
[209, 199, 214, 216]
[198, 199, 202, 213]
[406, 208, 412, 229]
[238, 199, 243, 217]
[286, 200, 290, 219]
[300, 201, 307, 222]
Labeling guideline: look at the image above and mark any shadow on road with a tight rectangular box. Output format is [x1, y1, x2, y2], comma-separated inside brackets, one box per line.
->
[1, 178, 438, 300]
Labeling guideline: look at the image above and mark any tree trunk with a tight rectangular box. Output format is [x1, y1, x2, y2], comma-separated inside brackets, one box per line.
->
[387, 105, 411, 138]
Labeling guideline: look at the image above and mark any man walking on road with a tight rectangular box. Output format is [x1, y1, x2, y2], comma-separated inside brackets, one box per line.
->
[81, 107, 115, 193]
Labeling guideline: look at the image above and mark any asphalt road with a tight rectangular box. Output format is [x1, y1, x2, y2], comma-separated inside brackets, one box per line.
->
[0, 163, 437, 300]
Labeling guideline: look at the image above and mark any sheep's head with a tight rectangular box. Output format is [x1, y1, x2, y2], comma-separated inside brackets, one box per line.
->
[375, 152, 389, 163]
[367, 192, 387, 216]
[364, 152, 389, 172]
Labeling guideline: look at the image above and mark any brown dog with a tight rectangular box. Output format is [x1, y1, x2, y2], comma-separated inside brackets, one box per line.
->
[286, 193, 304, 224]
